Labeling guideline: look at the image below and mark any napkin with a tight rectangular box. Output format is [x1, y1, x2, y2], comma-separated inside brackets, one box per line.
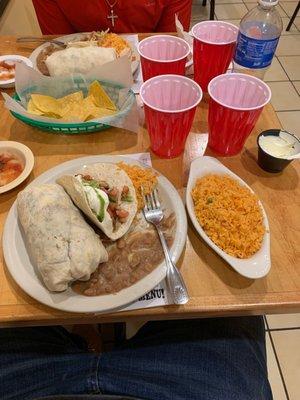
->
[175, 14, 194, 75]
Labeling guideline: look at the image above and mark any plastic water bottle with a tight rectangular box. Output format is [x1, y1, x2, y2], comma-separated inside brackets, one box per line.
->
[233, 0, 283, 79]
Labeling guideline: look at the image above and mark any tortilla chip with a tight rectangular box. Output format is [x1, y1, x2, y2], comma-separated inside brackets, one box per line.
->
[43, 112, 62, 119]
[27, 99, 61, 118]
[58, 91, 84, 109]
[81, 96, 101, 121]
[61, 102, 88, 122]
[27, 99, 44, 115]
[82, 95, 100, 110]
[85, 108, 116, 121]
[94, 107, 116, 118]
[31, 94, 61, 116]
[88, 81, 117, 111]
[84, 109, 116, 121]
[81, 96, 114, 121]
[28, 84, 118, 122]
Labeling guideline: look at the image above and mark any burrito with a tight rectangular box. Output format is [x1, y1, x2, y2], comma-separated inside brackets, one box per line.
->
[57, 163, 137, 241]
[17, 184, 108, 292]
[45, 46, 117, 77]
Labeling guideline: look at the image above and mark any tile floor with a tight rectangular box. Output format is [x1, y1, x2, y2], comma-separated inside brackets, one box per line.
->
[190, 2, 300, 399]
[191, 0, 300, 137]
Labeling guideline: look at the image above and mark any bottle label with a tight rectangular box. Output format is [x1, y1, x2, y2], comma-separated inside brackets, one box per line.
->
[234, 32, 280, 69]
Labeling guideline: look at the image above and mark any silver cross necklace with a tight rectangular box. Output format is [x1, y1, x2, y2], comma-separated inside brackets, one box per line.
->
[104, 0, 118, 27]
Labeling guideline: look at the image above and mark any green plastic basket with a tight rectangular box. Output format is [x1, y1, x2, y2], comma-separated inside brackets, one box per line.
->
[11, 79, 135, 135]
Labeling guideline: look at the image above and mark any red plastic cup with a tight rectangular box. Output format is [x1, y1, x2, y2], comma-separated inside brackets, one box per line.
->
[140, 75, 203, 158]
[192, 21, 238, 92]
[138, 35, 191, 81]
[207, 73, 272, 156]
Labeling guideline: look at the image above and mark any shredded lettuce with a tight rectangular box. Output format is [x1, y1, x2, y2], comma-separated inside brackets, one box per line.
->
[82, 179, 99, 188]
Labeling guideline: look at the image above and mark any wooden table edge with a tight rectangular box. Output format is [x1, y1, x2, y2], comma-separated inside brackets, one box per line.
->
[1, 292, 300, 327]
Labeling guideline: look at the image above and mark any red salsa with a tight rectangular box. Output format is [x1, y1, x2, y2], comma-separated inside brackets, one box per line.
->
[0, 61, 15, 81]
[0, 152, 24, 186]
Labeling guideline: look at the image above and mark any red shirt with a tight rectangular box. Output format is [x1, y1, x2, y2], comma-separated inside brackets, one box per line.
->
[32, 0, 192, 34]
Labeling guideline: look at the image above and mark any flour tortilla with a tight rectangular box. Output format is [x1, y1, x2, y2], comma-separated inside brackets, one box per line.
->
[57, 163, 137, 241]
[17, 184, 108, 292]
[45, 46, 117, 77]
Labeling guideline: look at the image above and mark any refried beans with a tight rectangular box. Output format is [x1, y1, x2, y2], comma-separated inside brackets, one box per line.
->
[72, 212, 175, 296]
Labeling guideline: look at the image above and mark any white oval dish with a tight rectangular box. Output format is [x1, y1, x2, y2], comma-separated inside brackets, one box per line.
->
[0, 141, 34, 194]
[186, 156, 271, 279]
[0, 55, 33, 88]
[3, 155, 187, 313]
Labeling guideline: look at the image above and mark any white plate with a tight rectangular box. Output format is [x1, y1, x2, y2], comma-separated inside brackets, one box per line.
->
[3, 155, 187, 313]
[186, 156, 271, 279]
[29, 33, 140, 76]
[0, 55, 33, 88]
[0, 141, 34, 194]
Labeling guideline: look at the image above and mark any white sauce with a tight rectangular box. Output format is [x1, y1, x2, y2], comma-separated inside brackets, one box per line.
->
[84, 186, 109, 215]
[259, 133, 296, 158]
[76, 175, 109, 216]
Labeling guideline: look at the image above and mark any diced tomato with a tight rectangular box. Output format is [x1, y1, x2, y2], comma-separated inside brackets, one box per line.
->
[121, 185, 129, 199]
[108, 187, 119, 202]
[0, 152, 23, 186]
[0, 61, 15, 70]
[99, 180, 109, 189]
[0, 61, 15, 81]
[82, 174, 93, 181]
[116, 208, 129, 219]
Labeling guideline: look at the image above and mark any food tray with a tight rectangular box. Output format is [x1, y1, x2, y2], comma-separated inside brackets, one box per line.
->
[11, 79, 135, 135]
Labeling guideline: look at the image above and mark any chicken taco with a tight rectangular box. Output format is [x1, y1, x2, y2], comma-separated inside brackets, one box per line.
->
[57, 163, 137, 240]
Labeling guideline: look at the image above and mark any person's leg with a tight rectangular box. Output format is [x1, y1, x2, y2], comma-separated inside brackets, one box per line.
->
[0, 326, 100, 400]
[99, 316, 272, 400]
[0, 317, 272, 400]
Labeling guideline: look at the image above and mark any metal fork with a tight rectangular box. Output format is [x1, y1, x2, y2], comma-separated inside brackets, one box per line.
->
[142, 189, 189, 305]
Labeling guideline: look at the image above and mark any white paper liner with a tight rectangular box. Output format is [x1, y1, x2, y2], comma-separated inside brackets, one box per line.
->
[175, 14, 194, 75]
[124, 34, 142, 94]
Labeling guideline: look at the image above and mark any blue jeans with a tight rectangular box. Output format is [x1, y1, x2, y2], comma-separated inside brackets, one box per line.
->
[0, 316, 272, 400]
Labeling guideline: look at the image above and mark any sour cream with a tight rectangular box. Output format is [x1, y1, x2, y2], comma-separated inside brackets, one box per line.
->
[259, 132, 297, 158]
[76, 175, 109, 218]
[84, 185, 109, 216]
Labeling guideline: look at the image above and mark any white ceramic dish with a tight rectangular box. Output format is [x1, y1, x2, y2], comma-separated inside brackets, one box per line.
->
[29, 33, 140, 76]
[0, 141, 34, 194]
[0, 55, 33, 88]
[186, 156, 271, 279]
[3, 155, 187, 313]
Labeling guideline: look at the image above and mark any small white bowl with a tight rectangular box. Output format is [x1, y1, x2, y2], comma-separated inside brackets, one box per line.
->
[0, 141, 34, 194]
[0, 55, 33, 89]
[186, 156, 271, 279]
